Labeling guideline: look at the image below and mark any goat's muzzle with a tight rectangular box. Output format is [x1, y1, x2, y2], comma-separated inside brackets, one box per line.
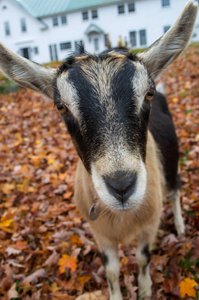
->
[103, 171, 137, 203]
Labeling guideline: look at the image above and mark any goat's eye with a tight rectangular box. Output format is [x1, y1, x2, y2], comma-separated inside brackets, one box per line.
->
[145, 91, 154, 101]
[56, 103, 68, 114]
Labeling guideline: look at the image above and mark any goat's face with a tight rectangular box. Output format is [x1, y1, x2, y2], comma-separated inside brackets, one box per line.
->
[55, 51, 155, 211]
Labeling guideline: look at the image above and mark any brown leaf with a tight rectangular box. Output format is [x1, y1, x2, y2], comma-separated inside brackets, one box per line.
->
[8, 283, 18, 300]
[76, 291, 107, 300]
[22, 268, 47, 284]
[43, 251, 60, 267]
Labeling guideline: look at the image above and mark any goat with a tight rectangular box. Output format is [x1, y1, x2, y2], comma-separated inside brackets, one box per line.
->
[0, 1, 198, 299]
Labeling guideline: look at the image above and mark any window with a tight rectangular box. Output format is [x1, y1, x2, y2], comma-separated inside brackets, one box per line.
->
[82, 11, 88, 20]
[61, 15, 67, 24]
[34, 47, 39, 55]
[52, 17, 58, 26]
[104, 34, 111, 47]
[4, 21, 10, 36]
[49, 44, 58, 61]
[128, 2, 135, 12]
[60, 42, 72, 50]
[129, 31, 136, 47]
[75, 40, 83, 51]
[21, 48, 30, 59]
[94, 38, 99, 51]
[162, 0, 170, 7]
[118, 5, 125, 14]
[21, 18, 27, 32]
[164, 25, 170, 33]
[139, 29, 147, 46]
[92, 9, 98, 19]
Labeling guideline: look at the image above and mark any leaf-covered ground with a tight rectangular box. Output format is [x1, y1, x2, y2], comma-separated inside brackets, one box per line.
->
[0, 45, 199, 300]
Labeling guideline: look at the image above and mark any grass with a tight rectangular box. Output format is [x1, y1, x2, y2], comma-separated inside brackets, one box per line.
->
[0, 73, 19, 94]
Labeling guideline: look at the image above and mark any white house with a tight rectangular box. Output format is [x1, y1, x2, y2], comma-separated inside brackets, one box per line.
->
[0, 0, 199, 63]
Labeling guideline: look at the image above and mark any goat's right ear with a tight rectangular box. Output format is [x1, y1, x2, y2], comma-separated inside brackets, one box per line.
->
[138, 0, 198, 79]
[0, 42, 57, 99]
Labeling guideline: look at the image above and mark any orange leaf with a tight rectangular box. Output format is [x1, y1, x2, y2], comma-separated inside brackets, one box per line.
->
[58, 255, 77, 273]
[13, 240, 28, 251]
[179, 278, 197, 298]
[172, 97, 179, 103]
[74, 276, 91, 292]
[70, 235, 83, 247]
[63, 191, 73, 199]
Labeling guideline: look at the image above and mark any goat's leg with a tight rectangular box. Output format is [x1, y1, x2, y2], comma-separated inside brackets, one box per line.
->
[172, 189, 185, 236]
[136, 237, 153, 299]
[98, 240, 122, 300]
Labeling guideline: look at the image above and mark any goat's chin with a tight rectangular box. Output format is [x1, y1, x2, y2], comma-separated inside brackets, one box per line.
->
[91, 160, 147, 211]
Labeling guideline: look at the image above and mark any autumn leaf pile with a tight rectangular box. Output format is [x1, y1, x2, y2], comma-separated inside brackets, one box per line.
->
[0, 45, 199, 300]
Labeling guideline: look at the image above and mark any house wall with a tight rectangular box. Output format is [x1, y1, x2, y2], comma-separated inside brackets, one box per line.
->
[0, 0, 47, 62]
[0, 0, 199, 64]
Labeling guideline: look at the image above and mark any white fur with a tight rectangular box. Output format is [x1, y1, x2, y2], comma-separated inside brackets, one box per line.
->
[172, 190, 185, 236]
[57, 74, 82, 123]
[91, 155, 147, 211]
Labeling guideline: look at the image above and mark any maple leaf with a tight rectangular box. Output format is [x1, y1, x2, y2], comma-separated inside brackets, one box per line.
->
[58, 254, 77, 273]
[179, 278, 198, 298]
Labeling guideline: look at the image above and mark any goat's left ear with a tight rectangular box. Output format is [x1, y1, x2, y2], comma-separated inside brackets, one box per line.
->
[138, 0, 198, 79]
[0, 42, 57, 99]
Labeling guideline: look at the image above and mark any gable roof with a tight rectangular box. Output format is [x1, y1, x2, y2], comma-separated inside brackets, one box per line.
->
[16, 0, 125, 18]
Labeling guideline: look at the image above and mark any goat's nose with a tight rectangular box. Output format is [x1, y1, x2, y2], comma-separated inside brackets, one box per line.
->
[103, 171, 137, 203]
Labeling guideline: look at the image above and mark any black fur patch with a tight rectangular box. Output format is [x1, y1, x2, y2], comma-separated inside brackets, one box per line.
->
[101, 252, 109, 266]
[57, 56, 76, 76]
[149, 92, 180, 191]
[142, 244, 151, 274]
[108, 279, 114, 294]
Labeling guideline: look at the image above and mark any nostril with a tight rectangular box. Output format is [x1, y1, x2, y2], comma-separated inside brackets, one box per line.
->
[103, 171, 137, 202]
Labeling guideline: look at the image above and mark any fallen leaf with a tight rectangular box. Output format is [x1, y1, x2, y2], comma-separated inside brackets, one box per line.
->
[43, 251, 60, 267]
[76, 290, 107, 300]
[8, 283, 18, 300]
[58, 254, 77, 273]
[22, 268, 47, 284]
[5, 246, 21, 256]
[0, 219, 13, 227]
[179, 278, 197, 298]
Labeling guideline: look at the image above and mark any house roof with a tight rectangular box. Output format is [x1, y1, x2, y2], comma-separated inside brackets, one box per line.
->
[16, 0, 125, 18]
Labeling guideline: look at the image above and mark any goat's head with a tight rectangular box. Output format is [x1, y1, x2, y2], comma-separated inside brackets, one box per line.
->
[55, 50, 155, 211]
[0, 1, 198, 212]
